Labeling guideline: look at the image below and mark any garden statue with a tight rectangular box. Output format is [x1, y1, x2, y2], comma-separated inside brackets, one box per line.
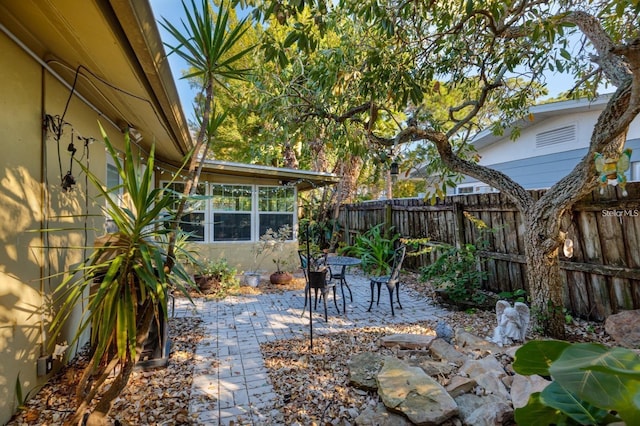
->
[489, 300, 530, 347]
[594, 148, 632, 196]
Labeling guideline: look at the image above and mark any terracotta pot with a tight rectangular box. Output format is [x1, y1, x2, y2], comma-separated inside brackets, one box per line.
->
[269, 271, 293, 285]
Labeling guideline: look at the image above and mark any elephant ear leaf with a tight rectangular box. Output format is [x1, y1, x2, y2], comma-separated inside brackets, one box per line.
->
[514, 392, 569, 425]
[513, 340, 571, 376]
[540, 381, 614, 425]
[550, 343, 640, 425]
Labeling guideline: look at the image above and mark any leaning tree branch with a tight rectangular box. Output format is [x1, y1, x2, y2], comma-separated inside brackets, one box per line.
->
[446, 65, 507, 137]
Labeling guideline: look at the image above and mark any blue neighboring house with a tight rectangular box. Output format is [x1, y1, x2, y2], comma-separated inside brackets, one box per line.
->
[455, 95, 640, 194]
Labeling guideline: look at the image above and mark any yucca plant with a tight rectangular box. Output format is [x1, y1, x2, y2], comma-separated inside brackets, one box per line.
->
[50, 123, 196, 425]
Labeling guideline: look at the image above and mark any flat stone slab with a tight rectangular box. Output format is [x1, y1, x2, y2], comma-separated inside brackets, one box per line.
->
[355, 402, 411, 426]
[429, 338, 467, 366]
[605, 310, 640, 348]
[380, 334, 436, 350]
[377, 357, 458, 425]
[349, 352, 384, 391]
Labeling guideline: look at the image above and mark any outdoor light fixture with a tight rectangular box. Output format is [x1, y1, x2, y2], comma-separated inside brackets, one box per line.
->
[390, 161, 399, 176]
[128, 126, 143, 143]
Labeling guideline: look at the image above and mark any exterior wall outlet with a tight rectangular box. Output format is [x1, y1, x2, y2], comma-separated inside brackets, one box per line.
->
[37, 355, 53, 376]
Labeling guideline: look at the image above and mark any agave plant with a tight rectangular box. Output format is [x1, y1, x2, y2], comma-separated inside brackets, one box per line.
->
[49, 123, 196, 425]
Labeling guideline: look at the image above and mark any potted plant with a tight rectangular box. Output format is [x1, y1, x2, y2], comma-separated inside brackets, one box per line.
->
[48, 125, 196, 424]
[248, 225, 293, 285]
[340, 223, 399, 275]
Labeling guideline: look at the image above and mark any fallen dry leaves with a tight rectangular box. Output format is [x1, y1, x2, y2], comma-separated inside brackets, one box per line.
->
[8, 317, 205, 426]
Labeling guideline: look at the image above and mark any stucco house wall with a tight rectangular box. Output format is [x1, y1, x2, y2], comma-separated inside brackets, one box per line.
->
[0, 30, 130, 422]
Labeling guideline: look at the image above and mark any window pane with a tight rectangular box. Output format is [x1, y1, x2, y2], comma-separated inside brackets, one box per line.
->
[259, 186, 294, 212]
[164, 182, 206, 211]
[213, 213, 251, 241]
[212, 185, 252, 211]
[259, 214, 293, 238]
[106, 163, 120, 189]
[179, 212, 205, 241]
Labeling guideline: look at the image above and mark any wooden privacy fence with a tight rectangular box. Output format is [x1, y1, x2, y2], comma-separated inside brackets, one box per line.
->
[337, 182, 640, 321]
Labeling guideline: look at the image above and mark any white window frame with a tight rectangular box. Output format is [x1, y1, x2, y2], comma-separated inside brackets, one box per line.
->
[160, 182, 297, 243]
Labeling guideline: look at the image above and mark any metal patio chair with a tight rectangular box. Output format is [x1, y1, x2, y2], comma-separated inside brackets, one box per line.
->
[367, 245, 406, 316]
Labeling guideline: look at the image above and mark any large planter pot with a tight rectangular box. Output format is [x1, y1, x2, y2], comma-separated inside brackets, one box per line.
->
[269, 271, 293, 285]
[244, 272, 261, 287]
[308, 270, 328, 289]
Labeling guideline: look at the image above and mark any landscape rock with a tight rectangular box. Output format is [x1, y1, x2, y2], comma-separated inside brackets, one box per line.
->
[458, 356, 505, 379]
[455, 393, 513, 426]
[377, 357, 458, 425]
[349, 352, 384, 391]
[445, 376, 477, 398]
[429, 338, 467, 366]
[456, 329, 502, 354]
[380, 334, 436, 349]
[355, 402, 412, 426]
[474, 372, 511, 399]
[510, 373, 551, 409]
[604, 310, 640, 348]
[410, 359, 456, 377]
[436, 321, 455, 343]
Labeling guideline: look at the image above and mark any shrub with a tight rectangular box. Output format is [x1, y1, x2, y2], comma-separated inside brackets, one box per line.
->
[420, 213, 492, 305]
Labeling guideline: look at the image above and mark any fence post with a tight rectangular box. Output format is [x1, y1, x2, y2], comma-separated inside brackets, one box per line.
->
[344, 205, 350, 247]
[453, 201, 465, 249]
[384, 201, 393, 238]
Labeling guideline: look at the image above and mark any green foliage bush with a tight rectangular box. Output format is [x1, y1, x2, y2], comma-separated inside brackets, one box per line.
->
[194, 258, 239, 297]
[421, 242, 488, 304]
[513, 340, 640, 425]
[340, 223, 399, 275]
[420, 212, 492, 305]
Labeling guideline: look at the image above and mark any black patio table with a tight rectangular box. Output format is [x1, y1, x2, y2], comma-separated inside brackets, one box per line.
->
[326, 256, 361, 313]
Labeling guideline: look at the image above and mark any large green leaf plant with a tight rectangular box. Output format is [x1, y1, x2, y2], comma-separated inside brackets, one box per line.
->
[513, 340, 640, 425]
[49, 123, 196, 425]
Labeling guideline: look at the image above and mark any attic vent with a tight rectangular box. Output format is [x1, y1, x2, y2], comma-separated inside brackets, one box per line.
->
[536, 125, 576, 149]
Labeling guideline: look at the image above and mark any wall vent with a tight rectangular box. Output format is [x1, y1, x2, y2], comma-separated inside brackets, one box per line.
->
[536, 124, 576, 149]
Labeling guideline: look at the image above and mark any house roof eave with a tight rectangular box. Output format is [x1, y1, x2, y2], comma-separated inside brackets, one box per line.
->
[201, 159, 341, 191]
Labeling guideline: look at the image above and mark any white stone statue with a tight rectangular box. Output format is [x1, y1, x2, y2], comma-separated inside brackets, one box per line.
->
[489, 300, 530, 347]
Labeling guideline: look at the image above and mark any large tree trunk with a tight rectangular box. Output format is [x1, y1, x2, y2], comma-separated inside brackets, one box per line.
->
[524, 217, 566, 338]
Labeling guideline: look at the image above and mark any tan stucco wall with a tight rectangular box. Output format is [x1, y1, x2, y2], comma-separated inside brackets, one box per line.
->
[188, 241, 300, 276]
[0, 32, 127, 423]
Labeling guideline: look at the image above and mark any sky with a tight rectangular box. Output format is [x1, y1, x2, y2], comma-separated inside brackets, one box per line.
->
[148, 1, 577, 125]
[149, 0, 199, 122]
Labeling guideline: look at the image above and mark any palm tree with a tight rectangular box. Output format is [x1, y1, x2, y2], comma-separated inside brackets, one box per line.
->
[160, 0, 254, 271]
